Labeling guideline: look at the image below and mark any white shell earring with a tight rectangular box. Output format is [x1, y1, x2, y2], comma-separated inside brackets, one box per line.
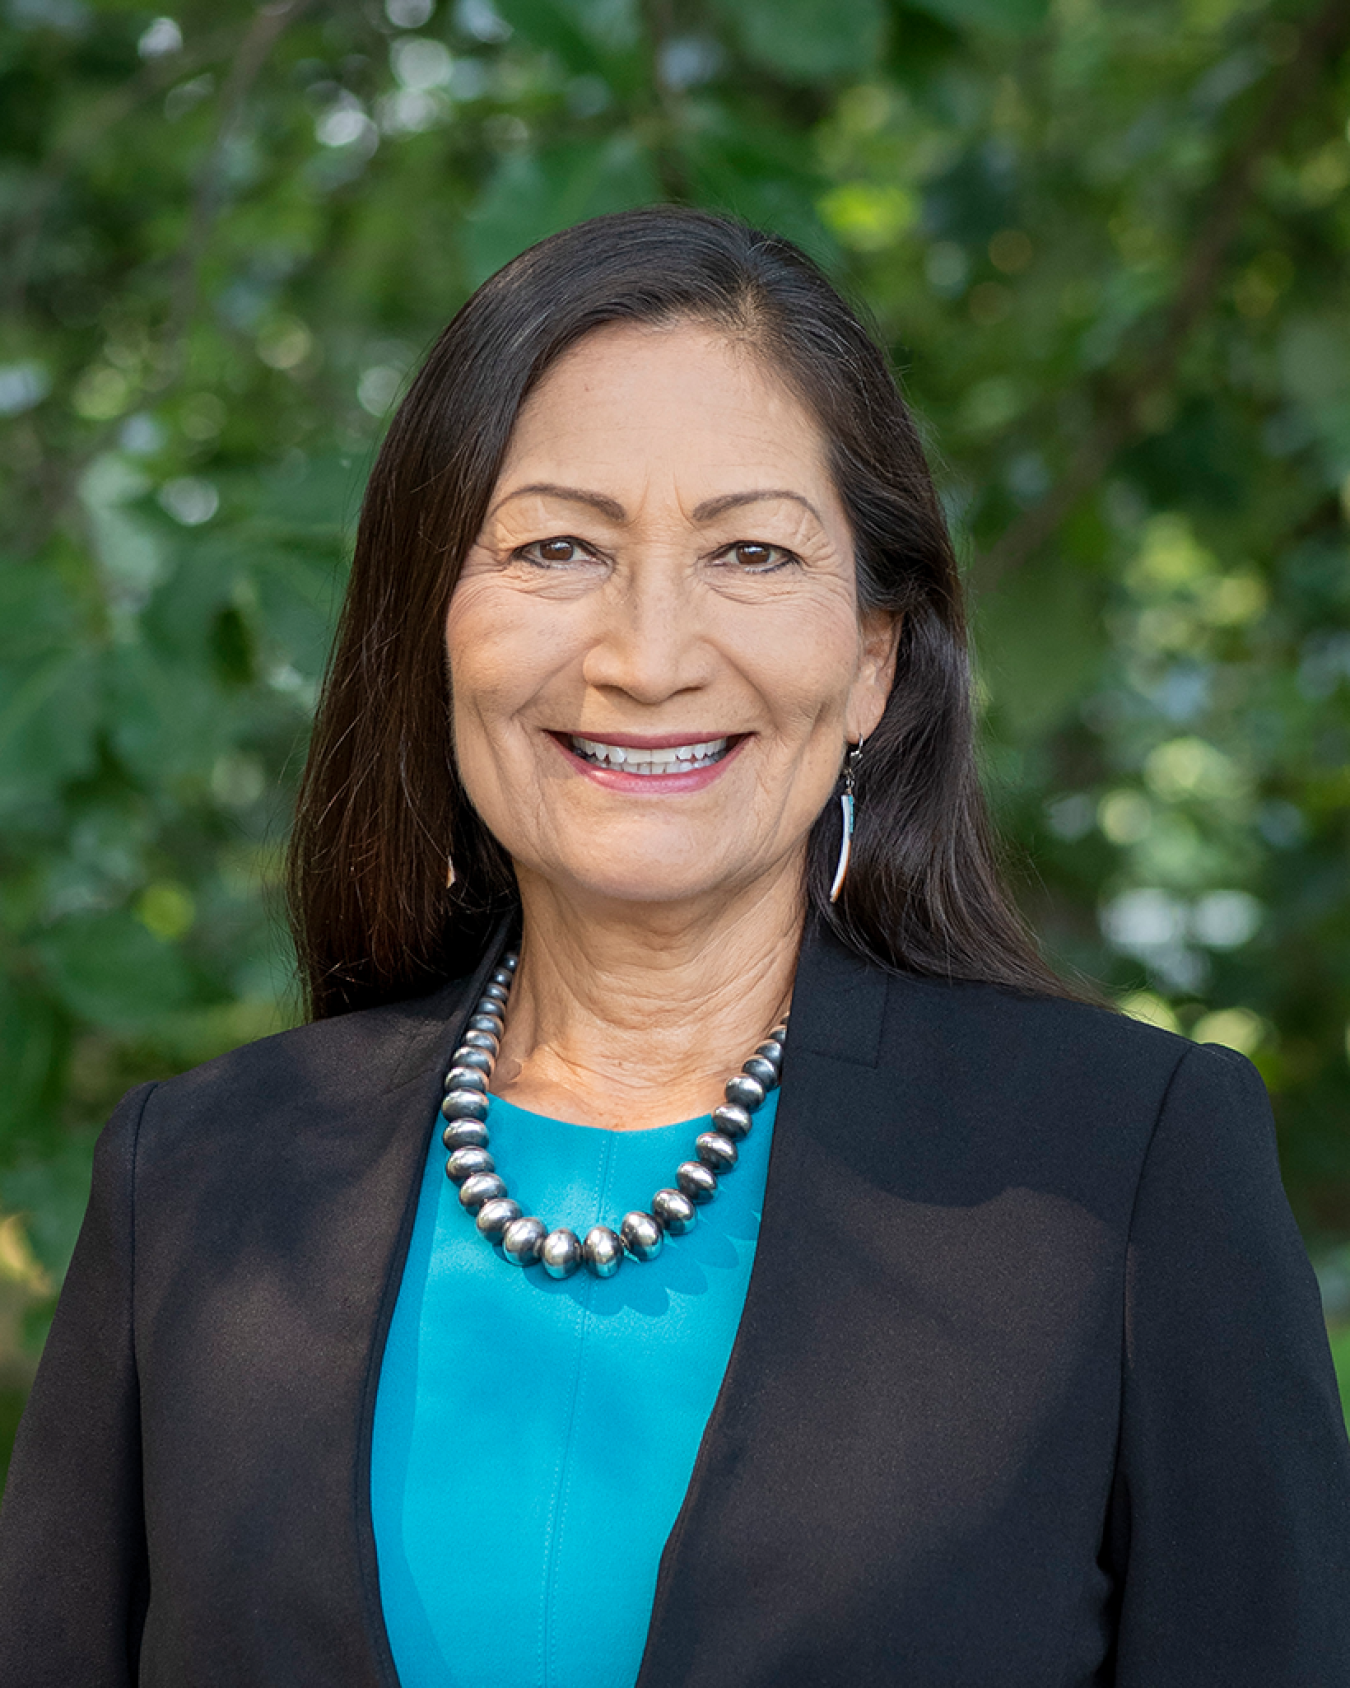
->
[829, 739, 865, 904]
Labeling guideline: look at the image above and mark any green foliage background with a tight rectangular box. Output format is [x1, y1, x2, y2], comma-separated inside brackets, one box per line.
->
[2, 0, 1349, 1468]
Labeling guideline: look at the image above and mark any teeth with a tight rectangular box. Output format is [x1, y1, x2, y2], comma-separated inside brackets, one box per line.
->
[570, 735, 730, 775]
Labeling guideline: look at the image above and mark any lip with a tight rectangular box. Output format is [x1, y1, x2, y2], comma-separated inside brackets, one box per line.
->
[550, 730, 748, 793]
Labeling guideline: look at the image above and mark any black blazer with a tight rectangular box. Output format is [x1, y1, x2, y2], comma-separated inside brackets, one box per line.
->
[2, 921, 1348, 1686]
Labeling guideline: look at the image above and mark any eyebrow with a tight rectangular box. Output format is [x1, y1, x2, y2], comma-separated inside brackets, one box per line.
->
[492, 482, 626, 521]
[490, 482, 825, 527]
[692, 488, 824, 525]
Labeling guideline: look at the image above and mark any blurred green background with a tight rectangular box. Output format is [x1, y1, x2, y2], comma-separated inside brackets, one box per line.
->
[2, 0, 1349, 1473]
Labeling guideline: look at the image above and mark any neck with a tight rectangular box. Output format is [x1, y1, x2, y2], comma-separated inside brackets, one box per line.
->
[492, 862, 805, 1131]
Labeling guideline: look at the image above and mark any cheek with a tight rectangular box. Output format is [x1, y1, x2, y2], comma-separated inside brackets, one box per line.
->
[445, 584, 547, 743]
[748, 604, 863, 734]
[445, 613, 530, 810]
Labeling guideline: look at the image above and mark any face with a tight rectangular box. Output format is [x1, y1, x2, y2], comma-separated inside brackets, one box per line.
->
[445, 320, 899, 914]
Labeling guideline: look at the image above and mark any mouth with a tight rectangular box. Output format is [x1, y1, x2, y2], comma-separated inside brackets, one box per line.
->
[562, 734, 737, 777]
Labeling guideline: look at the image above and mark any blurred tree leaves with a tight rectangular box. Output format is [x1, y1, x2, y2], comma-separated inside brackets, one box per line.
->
[465, 136, 660, 278]
[910, 0, 1048, 33]
[2, 0, 1350, 1468]
[708, 0, 886, 80]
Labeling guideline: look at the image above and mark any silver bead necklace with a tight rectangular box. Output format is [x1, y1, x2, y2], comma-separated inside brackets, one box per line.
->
[440, 952, 787, 1280]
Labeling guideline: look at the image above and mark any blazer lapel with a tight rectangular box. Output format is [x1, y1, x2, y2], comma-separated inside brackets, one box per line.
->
[634, 920, 889, 1688]
[131, 928, 511, 1687]
[350, 932, 516, 1687]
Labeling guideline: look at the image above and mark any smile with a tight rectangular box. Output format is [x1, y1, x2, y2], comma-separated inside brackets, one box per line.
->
[567, 735, 732, 776]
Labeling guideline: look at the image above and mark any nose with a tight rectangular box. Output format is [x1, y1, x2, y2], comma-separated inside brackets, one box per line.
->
[580, 561, 715, 705]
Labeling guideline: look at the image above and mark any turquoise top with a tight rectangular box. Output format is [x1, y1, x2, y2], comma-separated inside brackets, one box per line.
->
[371, 1087, 777, 1688]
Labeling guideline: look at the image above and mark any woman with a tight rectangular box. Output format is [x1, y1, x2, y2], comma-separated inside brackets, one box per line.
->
[1, 207, 1347, 1687]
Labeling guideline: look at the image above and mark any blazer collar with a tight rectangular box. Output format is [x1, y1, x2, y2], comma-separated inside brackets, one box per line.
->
[788, 914, 888, 1067]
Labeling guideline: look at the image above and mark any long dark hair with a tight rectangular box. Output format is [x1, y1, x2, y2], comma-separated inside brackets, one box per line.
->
[288, 206, 1073, 1019]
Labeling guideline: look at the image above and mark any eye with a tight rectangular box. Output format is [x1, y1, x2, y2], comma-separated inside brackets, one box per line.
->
[516, 536, 595, 567]
[716, 540, 798, 572]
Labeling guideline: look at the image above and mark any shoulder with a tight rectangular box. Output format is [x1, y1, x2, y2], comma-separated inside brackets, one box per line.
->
[875, 965, 1270, 1213]
[121, 975, 473, 1161]
[792, 921, 1261, 1152]
[883, 965, 1261, 1105]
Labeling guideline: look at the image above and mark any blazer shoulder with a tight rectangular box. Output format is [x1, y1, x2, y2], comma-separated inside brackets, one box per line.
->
[794, 925, 1250, 1117]
[878, 968, 1273, 1163]
[888, 969, 1240, 1085]
[130, 975, 475, 1150]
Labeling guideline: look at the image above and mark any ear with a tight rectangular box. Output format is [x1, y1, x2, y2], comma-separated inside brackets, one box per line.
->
[848, 609, 902, 742]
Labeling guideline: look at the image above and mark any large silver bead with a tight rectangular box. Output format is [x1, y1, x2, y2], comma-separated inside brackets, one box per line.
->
[468, 1013, 503, 1037]
[442, 1119, 489, 1151]
[459, 1172, 506, 1213]
[541, 1228, 583, 1279]
[695, 1131, 738, 1172]
[444, 1065, 488, 1093]
[461, 1028, 500, 1054]
[502, 1215, 546, 1265]
[652, 1188, 697, 1236]
[711, 1103, 753, 1141]
[582, 1226, 625, 1278]
[620, 1211, 664, 1262]
[769, 1022, 788, 1042]
[481, 981, 509, 1005]
[724, 1073, 766, 1112]
[491, 968, 515, 987]
[446, 1146, 494, 1183]
[441, 1088, 489, 1122]
[677, 1161, 719, 1203]
[740, 1055, 778, 1090]
[452, 1046, 494, 1076]
[755, 1038, 784, 1069]
[476, 1197, 521, 1236]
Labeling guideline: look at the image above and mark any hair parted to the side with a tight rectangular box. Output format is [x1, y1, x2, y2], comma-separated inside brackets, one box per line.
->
[287, 205, 1078, 1019]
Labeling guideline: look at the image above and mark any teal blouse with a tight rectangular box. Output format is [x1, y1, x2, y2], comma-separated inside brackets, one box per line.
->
[370, 1088, 777, 1688]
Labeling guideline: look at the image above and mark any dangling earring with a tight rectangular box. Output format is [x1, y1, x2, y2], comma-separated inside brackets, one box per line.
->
[829, 738, 865, 904]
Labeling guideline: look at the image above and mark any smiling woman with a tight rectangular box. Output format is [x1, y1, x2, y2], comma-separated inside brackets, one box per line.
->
[1, 209, 1347, 1687]
[443, 320, 899, 1032]
[289, 208, 1055, 1026]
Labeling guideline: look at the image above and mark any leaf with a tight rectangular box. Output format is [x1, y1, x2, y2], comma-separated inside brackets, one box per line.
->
[36, 910, 197, 1031]
[709, 0, 886, 79]
[681, 108, 838, 264]
[903, 0, 1049, 36]
[463, 137, 661, 284]
[250, 545, 345, 688]
[0, 1132, 101, 1283]
[0, 649, 100, 809]
[975, 561, 1103, 742]
[0, 557, 82, 663]
[106, 641, 234, 787]
[495, 0, 641, 72]
[0, 987, 69, 1150]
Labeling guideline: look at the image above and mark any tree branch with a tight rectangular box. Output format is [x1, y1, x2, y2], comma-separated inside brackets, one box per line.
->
[158, 0, 316, 381]
[976, 0, 1350, 586]
[6, 31, 235, 318]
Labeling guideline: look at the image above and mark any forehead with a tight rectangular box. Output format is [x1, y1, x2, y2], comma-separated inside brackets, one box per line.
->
[496, 320, 834, 496]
